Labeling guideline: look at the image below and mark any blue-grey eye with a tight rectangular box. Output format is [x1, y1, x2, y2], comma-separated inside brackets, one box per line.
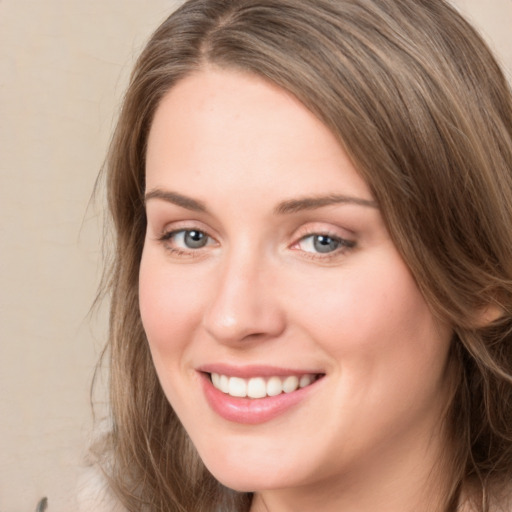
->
[182, 230, 209, 249]
[312, 234, 341, 253]
[297, 234, 349, 254]
[164, 229, 212, 250]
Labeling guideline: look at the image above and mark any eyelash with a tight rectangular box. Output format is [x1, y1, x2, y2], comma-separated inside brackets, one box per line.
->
[292, 231, 356, 261]
[157, 228, 356, 260]
[158, 228, 216, 258]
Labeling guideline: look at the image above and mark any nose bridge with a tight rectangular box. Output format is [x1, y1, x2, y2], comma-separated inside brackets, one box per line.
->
[202, 241, 284, 344]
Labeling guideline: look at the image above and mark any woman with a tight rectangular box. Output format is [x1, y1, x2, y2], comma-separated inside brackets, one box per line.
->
[92, 0, 512, 510]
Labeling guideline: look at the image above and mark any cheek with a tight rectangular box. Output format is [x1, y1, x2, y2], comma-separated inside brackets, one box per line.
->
[138, 250, 211, 418]
[291, 248, 450, 368]
[138, 250, 204, 362]
[289, 251, 452, 451]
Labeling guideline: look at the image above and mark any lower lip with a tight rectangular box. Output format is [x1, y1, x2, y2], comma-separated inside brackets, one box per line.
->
[200, 373, 320, 425]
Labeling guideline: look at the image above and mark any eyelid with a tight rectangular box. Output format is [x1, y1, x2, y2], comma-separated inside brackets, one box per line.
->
[159, 227, 217, 245]
[154, 218, 218, 241]
[292, 232, 355, 249]
[291, 222, 355, 243]
[289, 224, 357, 260]
[154, 221, 219, 260]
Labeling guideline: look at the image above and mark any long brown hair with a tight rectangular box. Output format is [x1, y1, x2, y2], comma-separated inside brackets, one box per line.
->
[96, 1, 512, 510]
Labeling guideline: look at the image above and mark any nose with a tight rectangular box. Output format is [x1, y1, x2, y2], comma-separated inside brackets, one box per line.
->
[201, 250, 286, 346]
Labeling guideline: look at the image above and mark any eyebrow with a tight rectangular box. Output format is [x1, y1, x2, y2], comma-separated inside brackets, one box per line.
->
[274, 194, 378, 214]
[144, 189, 207, 212]
[144, 188, 378, 214]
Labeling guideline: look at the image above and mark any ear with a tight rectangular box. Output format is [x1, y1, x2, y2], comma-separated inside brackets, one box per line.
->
[474, 303, 503, 328]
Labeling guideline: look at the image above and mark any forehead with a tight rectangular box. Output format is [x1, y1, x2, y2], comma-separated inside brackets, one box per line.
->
[145, 67, 372, 204]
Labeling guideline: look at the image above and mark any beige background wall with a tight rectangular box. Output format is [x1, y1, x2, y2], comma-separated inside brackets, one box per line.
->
[0, 1, 510, 511]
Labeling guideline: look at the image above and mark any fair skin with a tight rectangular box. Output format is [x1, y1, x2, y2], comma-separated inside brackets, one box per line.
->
[140, 67, 454, 512]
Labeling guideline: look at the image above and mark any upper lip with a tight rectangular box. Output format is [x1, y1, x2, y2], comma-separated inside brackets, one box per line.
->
[197, 363, 325, 378]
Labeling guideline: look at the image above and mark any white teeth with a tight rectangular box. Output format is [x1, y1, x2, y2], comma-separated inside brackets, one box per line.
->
[228, 376, 247, 397]
[299, 374, 312, 388]
[247, 377, 267, 399]
[266, 376, 283, 397]
[210, 373, 318, 399]
[219, 374, 229, 394]
[283, 375, 299, 393]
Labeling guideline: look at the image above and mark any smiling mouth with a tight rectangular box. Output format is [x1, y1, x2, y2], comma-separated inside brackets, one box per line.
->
[209, 372, 323, 399]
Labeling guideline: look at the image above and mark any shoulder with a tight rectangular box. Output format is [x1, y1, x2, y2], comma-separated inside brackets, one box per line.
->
[458, 479, 512, 512]
[76, 421, 128, 512]
[494, 484, 512, 512]
[76, 462, 128, 512]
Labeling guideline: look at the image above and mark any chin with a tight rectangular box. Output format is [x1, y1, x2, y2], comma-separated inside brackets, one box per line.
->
[199, 449, 308, 493]
[209, 471, 285, 494]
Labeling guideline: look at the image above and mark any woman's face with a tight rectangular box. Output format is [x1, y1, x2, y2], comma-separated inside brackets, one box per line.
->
[140, 68, 453, 502]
